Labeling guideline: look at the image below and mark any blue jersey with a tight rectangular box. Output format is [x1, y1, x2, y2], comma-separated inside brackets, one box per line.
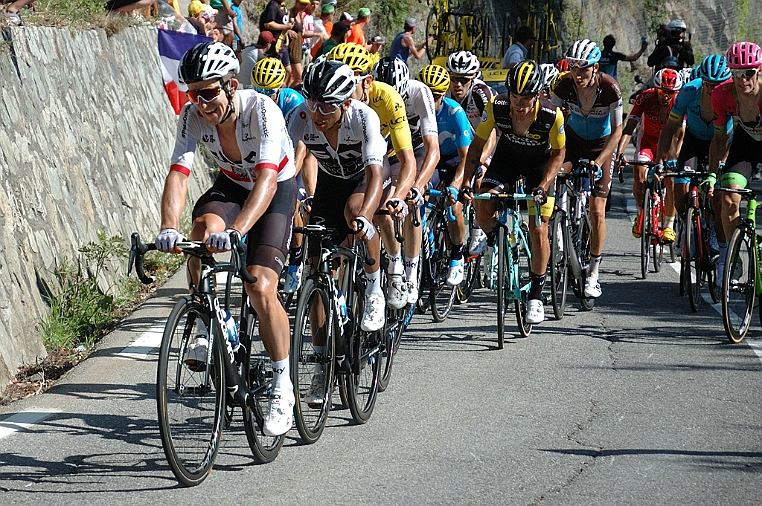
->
[437, 97, 473, 158]
[231, 5, 243, 42]
[551, 72, 623, 141]
[669, 78, 732, 141]
[277, 88, 305, 117]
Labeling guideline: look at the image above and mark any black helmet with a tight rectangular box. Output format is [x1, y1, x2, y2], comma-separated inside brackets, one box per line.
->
[660, 55, 680, 70]
[302, 58, 357, 104]
[507, 60, 544, 96]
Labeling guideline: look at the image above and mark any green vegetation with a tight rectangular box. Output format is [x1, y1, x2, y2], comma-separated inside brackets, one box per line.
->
[24, 0, 142, 34]
[642, 0, 667, 35]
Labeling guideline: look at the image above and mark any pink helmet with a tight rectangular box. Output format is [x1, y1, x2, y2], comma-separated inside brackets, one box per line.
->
[726, 42, 762, 69]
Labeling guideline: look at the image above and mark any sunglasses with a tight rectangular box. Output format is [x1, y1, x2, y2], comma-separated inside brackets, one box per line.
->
[187, 86, 223, 103]
[432, 92, 445, 100]
[255, 86, 278, 97]
[566, 58, 591, 69]
[657, 88, 677, 98]
[450, 76, 473, 84]
[731, 68, 758, 79]
[306, 99, 341, 115]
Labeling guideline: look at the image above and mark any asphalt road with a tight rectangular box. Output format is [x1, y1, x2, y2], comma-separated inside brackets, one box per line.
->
[1, 174, 761, 505]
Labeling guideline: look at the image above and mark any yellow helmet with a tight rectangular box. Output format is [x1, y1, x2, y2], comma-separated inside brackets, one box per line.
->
[251, 57, 286, 89]
[550, 70, 568, 94]
[417, 64, 450, 94]
[326, 43, 373, 75]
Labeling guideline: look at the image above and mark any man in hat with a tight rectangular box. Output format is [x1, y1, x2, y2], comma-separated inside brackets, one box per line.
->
[389, 17, 428, 63]
[346, 7, 371, 48]
[239, 31, 276, 88]
[340, 11, 354, 26]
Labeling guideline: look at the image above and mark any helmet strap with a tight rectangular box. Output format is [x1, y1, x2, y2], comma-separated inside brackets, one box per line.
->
[219, 79, 236, 124]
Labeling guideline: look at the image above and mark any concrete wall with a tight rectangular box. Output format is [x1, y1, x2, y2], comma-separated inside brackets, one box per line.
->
[0, 26, 212, 391]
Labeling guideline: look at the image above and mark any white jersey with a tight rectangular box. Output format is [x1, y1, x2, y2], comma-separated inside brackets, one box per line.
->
[170, 90, 296, 190]
[405, 80, 438, 151]
[285, 99, 387, 179]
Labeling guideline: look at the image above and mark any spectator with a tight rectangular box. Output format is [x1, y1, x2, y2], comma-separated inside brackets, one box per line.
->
[104, 0, 155, 17]
[598, 34, 648, 80]
[230, 0, 246, 55]
[311, 3, 334, 57]
[501, 26, 535, 69]
[369, 35, 384, 55]
[647, 19, 694, 70]
[301, 0, 323, 62]
[339, 11, 354, 27]
[346, 7, 370, 48]
[288, 0, 316, 87]
[260, 0, 295, 82]
[239, 31, 276, 87]
[187, 0, 208, 34]
[389, 17, 428, 64]
[209, 0, 237, 46]
[318, 19, 348, 56]
[308, 0, 330, 58]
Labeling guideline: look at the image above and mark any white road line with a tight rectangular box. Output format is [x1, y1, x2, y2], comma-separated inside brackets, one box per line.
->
[116, 324, 164, 360]
[0, 409, 60, 439]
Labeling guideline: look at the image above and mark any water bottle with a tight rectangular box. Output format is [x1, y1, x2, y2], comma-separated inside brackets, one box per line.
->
[223, 310, 239, 352]
[335, 287, 349, 325]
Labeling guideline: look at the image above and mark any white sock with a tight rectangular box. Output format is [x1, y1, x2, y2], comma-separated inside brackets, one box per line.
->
[404, 256, 419, 283]
[365, 269, 384, 297]
[666, 216, 675, 230]
[388, 254, 404, 275]
[271, 358, 290, 390]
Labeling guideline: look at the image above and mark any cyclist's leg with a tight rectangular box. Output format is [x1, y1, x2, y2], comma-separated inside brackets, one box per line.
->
[404, 150, 431, 302]
[373, 158, 406, 307]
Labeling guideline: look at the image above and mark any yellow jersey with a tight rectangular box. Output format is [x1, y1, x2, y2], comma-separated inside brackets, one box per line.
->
[368, 80, 413, 154]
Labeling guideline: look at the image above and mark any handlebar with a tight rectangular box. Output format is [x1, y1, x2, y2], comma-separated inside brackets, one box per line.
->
[128, 231, 257, 285]
[375, 209, 404, 244]
[292, 224, 376, 266]
[472, 192, 542, 227]
[426, 188, 457, 222]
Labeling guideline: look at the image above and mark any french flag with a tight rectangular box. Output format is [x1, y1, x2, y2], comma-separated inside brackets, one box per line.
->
[158, 29, 212, 114]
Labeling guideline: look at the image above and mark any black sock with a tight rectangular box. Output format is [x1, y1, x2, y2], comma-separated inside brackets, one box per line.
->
[451, 244, 463, 261]
[529, 270, 546, 300]
[289, 247, 302, 266]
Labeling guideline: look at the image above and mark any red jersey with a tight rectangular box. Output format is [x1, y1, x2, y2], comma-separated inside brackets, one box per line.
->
[628, 89, 676, 139]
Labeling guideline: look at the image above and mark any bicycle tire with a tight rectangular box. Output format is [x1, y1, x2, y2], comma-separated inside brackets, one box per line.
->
[549, 212, 568, 320]
[577, 206, 595, 311]
[457, 254, 481, 303]
[290, 278, 334, 444]
[515, 222, 533, 337]
[345, 283, 380, 423]
[157, 297, 225, 487]
[722, 226, 755, 343]
[653, 188, 665, 273]
[425, 9, 439, 61]
[241, 311, 285, 462]
[685, 208, 702, 312]
[430, 213, 456, 322]
[641, 188, 652, 279]
[496, 225, 507, 349]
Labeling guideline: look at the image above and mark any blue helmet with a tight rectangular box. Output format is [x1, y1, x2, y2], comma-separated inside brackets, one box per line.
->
[699, 54, 731, 82]
[690, 66, 701, 81]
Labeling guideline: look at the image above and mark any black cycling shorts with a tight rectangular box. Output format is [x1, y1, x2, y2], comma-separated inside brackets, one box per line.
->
[193, 174, 297, 273]
[564, 128, 614, 199]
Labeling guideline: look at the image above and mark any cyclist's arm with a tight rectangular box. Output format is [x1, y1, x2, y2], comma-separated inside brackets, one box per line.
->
[230, 168, 278, 234]
[159, 169, 188, 234]
[539, 110, 566, 191]
[655, 115, 683, 163]
[301, 151, 318, 197]
[708, 129, 729, 177]
[616, 116, 640, 157]
[413, 133, 440, 191]
[390, 147, 417, 203]
[480, 129, 497, 166]
[449, 144, 471, 190]
[356, 163, 384, 223]
[595, 99, 623, 169]
[463, 134, 487, 187]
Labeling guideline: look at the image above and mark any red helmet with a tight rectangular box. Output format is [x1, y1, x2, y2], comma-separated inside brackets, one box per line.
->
[653, 68, 683, 92]
[726, 41, 762, 69]
[555, 58, 570, 72]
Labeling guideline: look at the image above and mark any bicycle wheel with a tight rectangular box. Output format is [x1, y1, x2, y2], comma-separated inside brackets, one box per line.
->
[577, 207, 595, 311]
[685, 207, 702, 312]
[514, 222, 533, 337]
[430, 214, 457, 322]
[157, 297, 225, 487]
[640, 188, 652, 279]
[345, 286, 381, 423]
[457, 253, 481, 303]
[722, 226, 755, 343]
[241, 304, 286, 461]
[653, 189, 665, 273]
[496, 226, 508, 349]
[290, 278, 334, 444]
[425, 9, 439, 61]
[549, 212, 568, 320]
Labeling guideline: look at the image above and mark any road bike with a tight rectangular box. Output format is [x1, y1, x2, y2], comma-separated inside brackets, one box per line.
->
[472, 191, 537, 348]
[633, 161, 675, 279]
[128, 232, 283, 486]
[456, 202, 483, 304]
[718, 187, 762, 343]
[426, 0, 492, 61]
[673, 170, 720, 311]
[289, 224, 382, 444]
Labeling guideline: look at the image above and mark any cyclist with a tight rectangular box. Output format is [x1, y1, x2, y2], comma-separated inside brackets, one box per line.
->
[326, 43, 417, 310]
[708, 42, 762, 282]
[460, 60, 566, 324]
[156, 42, 297, 437]
[285, 58, 389, 332]
[617, 67, 683, 242]
[445, 50, 497, 256]
[551, 39, 623, 299]
[417, 64, 473, 285]
[372, 56, 441, 304]
[655, 55, 732, 265]
[250, 57, 310, 294]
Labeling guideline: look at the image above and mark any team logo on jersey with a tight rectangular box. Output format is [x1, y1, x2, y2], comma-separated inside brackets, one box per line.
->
[300, 111, 307, 119]
[481, 109, 488, 122]
[202, 134, 216, 143]
[559, 124, 565, 135]
[306, 133, 319, 141]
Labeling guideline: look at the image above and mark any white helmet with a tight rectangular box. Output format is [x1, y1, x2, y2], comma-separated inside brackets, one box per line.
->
[667, 19, 687, 33]
[446, 51, 480, 75]
[178, 42, 240, 85]
[540, 63, 560, 90]
[566, 39, 601, 67]
[372, 56, 410, 98]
